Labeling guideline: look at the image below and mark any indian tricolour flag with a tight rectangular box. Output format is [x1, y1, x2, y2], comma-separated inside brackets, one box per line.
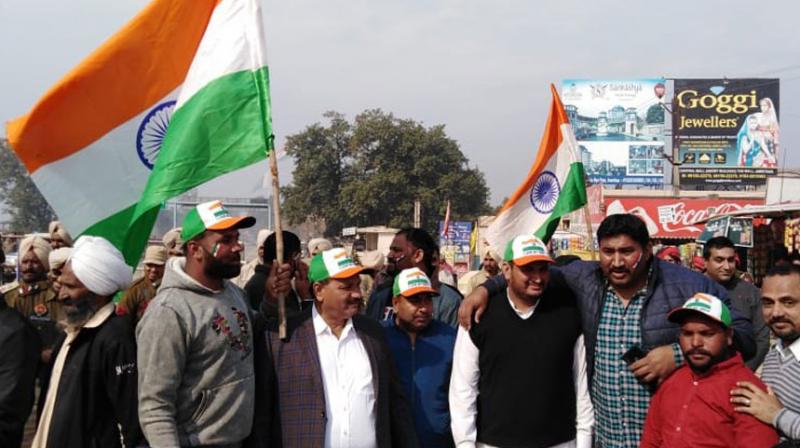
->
[484, 85, 587, 251]
[6, 0, 273, 267]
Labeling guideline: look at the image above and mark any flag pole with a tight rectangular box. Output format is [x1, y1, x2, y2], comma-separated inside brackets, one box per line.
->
[268, 149, 288, 340]
[582, 202, 597, 260]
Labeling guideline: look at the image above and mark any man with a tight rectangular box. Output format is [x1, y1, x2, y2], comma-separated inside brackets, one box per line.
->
[236, 228, 271, 287]
[450, 235, 592, 448]
[162, 226, 184, 258]
[731, 264, 800, 442]
[691, 255, 706, 273]
[4, 236, 64, 368]
[48, 221, 73, 249]
[116, 245, 167, 322]
[251, 230, 313, 314]
[460, 214, 755, 447]
[0, 292, 40, 448]
[31, 236, 139, 448]
[308, 237, 333, 257]
[458, 248, 500, 296]
[266, 247, 417, 447]
[137, 200, 258, 447]
[655, 245, 681, 265]
[47, 247, 71, 294]
[641, 293, 778, 447]
[704, 236, 769, 370]
[383, 267, 457, 447]
[366, 228, 462, 328]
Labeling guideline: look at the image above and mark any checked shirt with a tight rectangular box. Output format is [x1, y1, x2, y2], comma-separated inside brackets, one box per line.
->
[591, 286, 651, 448]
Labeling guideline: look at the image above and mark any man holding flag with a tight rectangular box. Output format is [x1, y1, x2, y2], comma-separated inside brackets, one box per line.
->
[459, 87, 756, 447]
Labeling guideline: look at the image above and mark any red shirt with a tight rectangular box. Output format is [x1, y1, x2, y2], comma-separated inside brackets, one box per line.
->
[641, 353, 778, 448]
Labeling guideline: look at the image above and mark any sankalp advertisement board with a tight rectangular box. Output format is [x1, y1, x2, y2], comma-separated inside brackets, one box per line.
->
[561, 79, 667, 188]
[674, 78, 779, 186]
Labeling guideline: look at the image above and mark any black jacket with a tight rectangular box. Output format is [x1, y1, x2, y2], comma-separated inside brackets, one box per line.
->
[0, 298, 40, 448]
[43, 309, 142, 448]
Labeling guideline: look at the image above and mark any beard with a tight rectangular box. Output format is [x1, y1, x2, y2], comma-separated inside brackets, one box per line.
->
[60, 293, 101, 330]
[685, 347, 732, 374]
[205, 257, 242, 279]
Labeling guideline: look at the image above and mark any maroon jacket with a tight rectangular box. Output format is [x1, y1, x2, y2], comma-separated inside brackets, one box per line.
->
[265, 308, 418, 448]
[641, 353, 778, 448]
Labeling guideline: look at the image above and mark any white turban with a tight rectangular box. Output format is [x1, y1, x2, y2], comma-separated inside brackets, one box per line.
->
[69, 236, 132, 296]
[49, 247, 72, 271]
[19, 235, 52, 272]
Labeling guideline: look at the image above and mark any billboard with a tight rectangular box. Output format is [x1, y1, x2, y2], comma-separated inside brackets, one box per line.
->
[674, 79, 779, 186]
[604, 197, 763, 239]
[439, 220, 473, 274]
[561, 79, 667, 187]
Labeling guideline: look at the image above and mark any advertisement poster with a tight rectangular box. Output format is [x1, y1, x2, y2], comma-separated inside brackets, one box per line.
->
[561, 79, 667, 187]
[439, 221, 473, 274]
[604, 197, 763, 239]
[674, 78, 779, 186]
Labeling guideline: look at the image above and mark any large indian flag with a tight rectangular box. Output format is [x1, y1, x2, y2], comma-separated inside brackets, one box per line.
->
[484, 85, 587, 251]
[6, 0, 273, 267]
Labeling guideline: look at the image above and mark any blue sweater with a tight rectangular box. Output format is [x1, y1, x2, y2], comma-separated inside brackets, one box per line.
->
[382, 319, 456, 448]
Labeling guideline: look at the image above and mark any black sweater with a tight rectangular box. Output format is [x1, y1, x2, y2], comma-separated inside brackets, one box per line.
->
[469, 279, 581, 448]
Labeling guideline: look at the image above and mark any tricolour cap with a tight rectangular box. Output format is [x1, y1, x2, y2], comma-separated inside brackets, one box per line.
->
[181, 200, 256, 242]
[393, 267, 437, 297]
[668, 292, 732, 328]
[503, 235, 554, 265]
[308, 248, 364, 283]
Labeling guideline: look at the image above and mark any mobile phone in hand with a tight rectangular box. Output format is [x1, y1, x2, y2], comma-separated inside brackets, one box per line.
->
[621, 345, 648, 365]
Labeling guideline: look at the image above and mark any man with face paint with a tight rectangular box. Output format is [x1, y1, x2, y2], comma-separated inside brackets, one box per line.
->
[137, 201, 259, 447]
[459, 214, 755, 448]
[31, 236, 139, 448]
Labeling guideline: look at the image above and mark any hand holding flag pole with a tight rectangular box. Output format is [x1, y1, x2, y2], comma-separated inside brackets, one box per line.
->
[269, 148, 288, 340]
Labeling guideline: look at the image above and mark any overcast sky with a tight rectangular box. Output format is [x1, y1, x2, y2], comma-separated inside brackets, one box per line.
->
[2, 0, 799, 206]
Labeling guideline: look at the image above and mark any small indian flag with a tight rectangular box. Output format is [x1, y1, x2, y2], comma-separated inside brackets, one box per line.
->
[6, 0, 273, 267]
[485, 85, 587, 251]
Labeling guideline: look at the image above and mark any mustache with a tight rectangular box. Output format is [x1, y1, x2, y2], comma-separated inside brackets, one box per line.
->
[686, 349, 711, 357]
[769, 318, 793, 325]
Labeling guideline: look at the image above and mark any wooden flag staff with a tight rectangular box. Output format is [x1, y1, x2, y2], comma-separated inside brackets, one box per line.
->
[268, 149, 288, 339]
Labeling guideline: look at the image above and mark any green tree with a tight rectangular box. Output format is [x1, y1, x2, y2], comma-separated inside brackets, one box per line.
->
[282, 110, 491, 236]
[0, 139, 57, 232]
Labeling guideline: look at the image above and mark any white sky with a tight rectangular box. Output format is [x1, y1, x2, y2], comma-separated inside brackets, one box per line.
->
[2, 0, 799, 206]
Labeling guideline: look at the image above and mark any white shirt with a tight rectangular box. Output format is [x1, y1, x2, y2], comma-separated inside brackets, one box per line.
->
[775, 336, 800, 361]
[449, 291, 594, 448]
[31, 302, 115, 448]
[312, 305, 377, 448]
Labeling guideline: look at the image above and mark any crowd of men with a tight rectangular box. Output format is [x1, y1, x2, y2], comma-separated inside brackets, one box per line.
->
[1, 200, 799, 448]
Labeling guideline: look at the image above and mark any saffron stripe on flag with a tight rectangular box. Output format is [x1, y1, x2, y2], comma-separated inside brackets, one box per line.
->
[6, 0, 217, 173]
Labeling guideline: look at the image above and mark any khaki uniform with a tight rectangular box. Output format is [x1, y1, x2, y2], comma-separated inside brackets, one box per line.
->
[116, 277, 159, 322]
[4, 279, 64, 349]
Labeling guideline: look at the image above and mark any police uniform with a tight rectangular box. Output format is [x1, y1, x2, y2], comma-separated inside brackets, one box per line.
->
[4, 279, 64, 350]
[116, 277, 159, 322]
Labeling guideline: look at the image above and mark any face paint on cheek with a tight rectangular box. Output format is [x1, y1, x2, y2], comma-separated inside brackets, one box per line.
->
[211, 243, 220, 258]
[632, 252, 643, 271]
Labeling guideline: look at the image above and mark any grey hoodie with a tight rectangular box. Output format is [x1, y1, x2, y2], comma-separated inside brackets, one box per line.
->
[137, 257, 255, 447]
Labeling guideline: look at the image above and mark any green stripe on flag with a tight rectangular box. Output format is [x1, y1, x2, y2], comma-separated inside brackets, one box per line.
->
[534, 162, 588, 243]
[114, 66, 273, 266]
